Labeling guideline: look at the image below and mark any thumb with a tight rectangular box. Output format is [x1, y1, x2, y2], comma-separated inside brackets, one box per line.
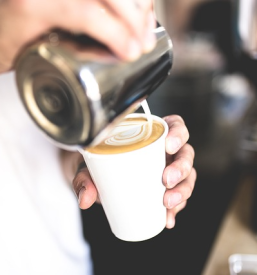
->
[72, 165, 98, 209]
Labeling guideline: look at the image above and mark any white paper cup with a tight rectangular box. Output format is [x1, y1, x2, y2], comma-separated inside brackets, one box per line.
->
[80, 113, 168, 242]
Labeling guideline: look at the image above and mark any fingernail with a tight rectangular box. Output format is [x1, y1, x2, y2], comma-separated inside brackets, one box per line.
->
[167, 168, 181, 188]
[168, 193, 182, 209]
[127, 39, 141, 60]
[166, 137, 181, 154]
[78, 187, 86, 205]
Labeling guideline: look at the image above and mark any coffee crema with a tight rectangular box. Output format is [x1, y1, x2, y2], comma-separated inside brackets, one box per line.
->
[87, 117, 164, 154]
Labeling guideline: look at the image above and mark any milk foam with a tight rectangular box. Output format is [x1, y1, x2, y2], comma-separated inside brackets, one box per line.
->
[105, 120, 149, 146]
[104, 99, 152, 147]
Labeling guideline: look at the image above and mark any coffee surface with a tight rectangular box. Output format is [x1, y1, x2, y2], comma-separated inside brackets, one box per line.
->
[87, 117, 164, 154]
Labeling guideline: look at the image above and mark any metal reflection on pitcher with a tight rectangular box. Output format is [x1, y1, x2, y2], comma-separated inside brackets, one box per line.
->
[14, 24, 173, 151]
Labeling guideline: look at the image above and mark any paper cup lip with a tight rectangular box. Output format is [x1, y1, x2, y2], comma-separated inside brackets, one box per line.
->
[82, 113, 168, 158]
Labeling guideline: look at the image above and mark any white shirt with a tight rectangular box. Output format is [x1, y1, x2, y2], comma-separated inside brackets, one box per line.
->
[0, 72, 93, 275]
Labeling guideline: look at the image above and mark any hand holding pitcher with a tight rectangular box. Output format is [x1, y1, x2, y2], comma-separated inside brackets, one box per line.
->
[0, 0, 156, 73]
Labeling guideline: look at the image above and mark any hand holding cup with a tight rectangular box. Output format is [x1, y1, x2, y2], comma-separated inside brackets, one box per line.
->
[73, 114, 196, 240]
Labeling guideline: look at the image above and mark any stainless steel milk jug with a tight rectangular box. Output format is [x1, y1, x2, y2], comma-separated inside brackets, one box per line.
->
[15, 24, 173, 151]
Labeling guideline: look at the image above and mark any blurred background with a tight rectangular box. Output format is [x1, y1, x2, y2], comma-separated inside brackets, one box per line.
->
[81, 1, 257, 274]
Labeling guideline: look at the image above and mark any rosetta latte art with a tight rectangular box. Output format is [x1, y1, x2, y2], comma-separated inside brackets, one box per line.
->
[87, 117, 164, 155]
[105, 120, 150, 146]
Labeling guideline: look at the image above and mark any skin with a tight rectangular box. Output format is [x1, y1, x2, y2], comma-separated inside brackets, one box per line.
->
[0, 0, 156, 72]
[0, 0, 197, 228]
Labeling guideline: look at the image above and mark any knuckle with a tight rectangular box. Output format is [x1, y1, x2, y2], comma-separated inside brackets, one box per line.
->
[172, 114, 185, 123]
[187, 169, 197, 194]
[164, 114, 185, 126]
[191, 167, 197, 182]
[184, 184, 193, 199]
[181, 158, 192, 176]
[187, 143, 195, 158]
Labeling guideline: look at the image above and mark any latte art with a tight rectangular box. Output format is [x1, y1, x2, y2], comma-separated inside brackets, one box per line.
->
[105, 120, 150, 146]
[87, 117, 164, 154]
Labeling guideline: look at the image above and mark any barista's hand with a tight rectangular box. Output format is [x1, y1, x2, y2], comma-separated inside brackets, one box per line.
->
[0, 0, 156, 73]
[162, 115, 196, 228]
[71, 114, 196, 229]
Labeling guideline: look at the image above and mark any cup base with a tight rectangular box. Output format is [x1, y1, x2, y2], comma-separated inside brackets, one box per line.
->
[112, 223, 166, 242]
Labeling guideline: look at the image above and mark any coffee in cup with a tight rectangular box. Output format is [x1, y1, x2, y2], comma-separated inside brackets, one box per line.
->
[87, 117, 165, 154]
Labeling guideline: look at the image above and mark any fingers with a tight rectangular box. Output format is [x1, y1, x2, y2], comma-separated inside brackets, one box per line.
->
[162, 114, 196, 229]
[102, 0, 156, 52]
[163, 143, 195, 188]
[163, 115, 190, 155]
[52, 0, 157, 61]
[166, 201, 187, 229]
[0, 0, 157, 72]
[164, 167, 197, 208]
[72, 166, 98, 209]
[164, 168, 197, 228]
